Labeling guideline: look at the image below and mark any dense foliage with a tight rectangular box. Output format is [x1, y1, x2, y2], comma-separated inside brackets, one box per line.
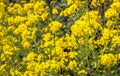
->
[0, 0, 120, 76]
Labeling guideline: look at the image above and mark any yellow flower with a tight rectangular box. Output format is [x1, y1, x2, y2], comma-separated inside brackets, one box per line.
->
[21, 30, 30, 40]
[7, 3, 24, 15]
[52, 8, 58, 14]
[49, 21, 62, 33]
[14, 24, 27, 35]
[105, 8, 118, 19]
[100, 53, 117, 67]
[26, 52, 37, 61]
[40, 12, 48, 21]
[71, 20, 86, 37]
[24, 3, 34, 13]
[117, 54, 120, 60]
[0, 64, 6, 71]
[67, 0, 73, 6]
[22, 40, 30, 49]
[31, 27, 37, 40]
[78, 69, 87, 74]
[42, 33, 52, 41]
[37, 54, 42, 62]
[27, 14, 39, 24]
[106, 20, 115, 28]
[34, 1, 45, 15]
[1, 54, 5, 61]
[14, 16, 27, 24]
[60, 3, 78, 17]
[91, 0, 97, 7]
[3, 44, 19, 55]
[67, 60, 77, 70]
[68, 52, 78, 58]
[7, 26, 16, 32]
[14, 70, 22, 76]
[100, 0, 105, 3]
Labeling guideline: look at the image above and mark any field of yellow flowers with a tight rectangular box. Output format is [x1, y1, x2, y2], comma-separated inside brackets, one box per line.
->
[0, 0, 120, 76]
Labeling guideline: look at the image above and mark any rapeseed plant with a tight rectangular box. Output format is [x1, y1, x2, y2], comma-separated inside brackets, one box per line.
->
[0, 0, 120, 76]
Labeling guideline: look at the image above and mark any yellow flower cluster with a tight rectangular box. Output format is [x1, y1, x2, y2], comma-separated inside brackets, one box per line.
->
[48, 21, 62, 33]
[60, 1, 79, 17]
[100, 53, 117, 67]
[0, 0, 120, 76]
[78, 69, 87, 75]
[52, 8, 58, 15]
